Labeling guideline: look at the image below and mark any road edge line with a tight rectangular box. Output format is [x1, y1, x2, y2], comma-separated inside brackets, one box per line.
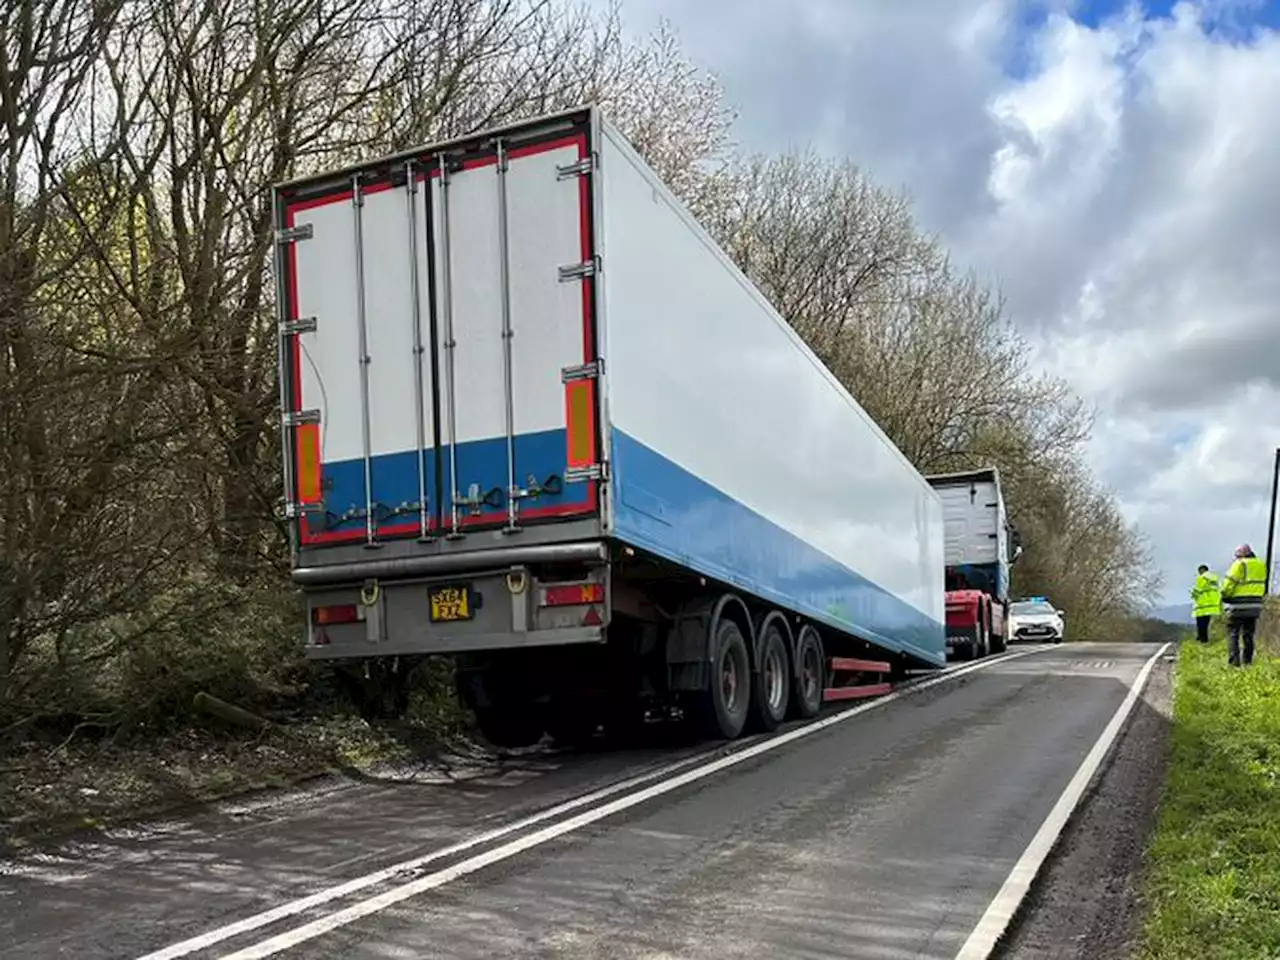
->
[138, 648, 1001, 960]
[133, 747, 730, 960]
[953, 641, 1173, 960]
[206, 646, 1051, 960]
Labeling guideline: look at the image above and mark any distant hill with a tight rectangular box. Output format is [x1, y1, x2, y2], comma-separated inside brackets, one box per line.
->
[1150, 603, 1194, 625]
[1130, 617, 1190, 644]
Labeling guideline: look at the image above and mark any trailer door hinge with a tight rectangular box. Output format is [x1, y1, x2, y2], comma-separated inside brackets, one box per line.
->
[283, 408, 321, 428]
[556, 156, 595, 180]
[276, 224, 313, 244]
[280, 316, 317, 336]
[562, 359, 603, 383]
[558, 257, 598, 282]
[565, 461, 609, 484]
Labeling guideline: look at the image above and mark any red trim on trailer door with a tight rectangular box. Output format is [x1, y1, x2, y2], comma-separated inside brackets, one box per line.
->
[572, 133, 599, 508]
[284, 132, 600, 547]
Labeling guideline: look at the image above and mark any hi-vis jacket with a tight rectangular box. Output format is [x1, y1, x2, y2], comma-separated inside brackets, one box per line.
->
[1191, 571, 1222, 617]
[1222, 556, 1267, 618]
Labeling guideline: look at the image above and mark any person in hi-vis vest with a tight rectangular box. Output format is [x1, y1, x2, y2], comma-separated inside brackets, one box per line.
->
[1221, 544, 1267, 667]
[1190, 565, 1222, 644]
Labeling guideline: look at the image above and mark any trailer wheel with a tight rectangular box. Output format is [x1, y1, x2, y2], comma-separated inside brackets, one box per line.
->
[546, 701, 601, 750]
[790, 625, 824, 720]
[474, 706, 545, 750]
[748, 621, 791, 732]
[975, 616, 988, 660]
[989, 605, 1006, 654]
[699, 618, 751, 740]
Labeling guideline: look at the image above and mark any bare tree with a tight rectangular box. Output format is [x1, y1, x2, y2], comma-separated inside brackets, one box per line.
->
[367, 1, 737, 209]
[0, 0, 132, 705]
[0, 0, 1154, 732]
[94, 0, 739, 578]
[1009, 459, 1159, 637]
[1, 0, 740, 724]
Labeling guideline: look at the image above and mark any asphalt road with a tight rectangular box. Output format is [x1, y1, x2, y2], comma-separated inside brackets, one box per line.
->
[0, 641, 1166, 960]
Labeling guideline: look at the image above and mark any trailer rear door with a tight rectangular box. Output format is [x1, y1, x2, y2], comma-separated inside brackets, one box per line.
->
[933, 479, 1000, 567]
[277, 117, 601, 548]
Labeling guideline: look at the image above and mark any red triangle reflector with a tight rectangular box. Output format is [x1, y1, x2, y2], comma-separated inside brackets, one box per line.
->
[582, 606, 603, 627]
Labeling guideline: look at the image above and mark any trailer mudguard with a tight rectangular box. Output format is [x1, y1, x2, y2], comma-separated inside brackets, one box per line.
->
[665, 593, 755, 693]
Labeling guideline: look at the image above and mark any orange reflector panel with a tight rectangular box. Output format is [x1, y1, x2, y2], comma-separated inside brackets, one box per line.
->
[564, 379, 597, 469]
[296, 422, 322, 504]
[543, 583, 605, 607]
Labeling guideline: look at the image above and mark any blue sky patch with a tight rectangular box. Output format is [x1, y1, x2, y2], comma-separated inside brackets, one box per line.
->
[1002, 0, 1280, 79]
[1070, 0, 1280, 36]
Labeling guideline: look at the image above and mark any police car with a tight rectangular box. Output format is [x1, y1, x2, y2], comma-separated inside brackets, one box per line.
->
[1007, 597, 1065, 644]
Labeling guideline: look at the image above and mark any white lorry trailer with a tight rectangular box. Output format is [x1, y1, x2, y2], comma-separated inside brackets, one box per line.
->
[273, 107, 946, 746]
[925, 469, 1022, 661]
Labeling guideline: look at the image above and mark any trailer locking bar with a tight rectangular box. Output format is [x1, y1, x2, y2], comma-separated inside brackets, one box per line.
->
[351, 174, 376, 547]
[404, 159, 432, 542]
[495, 139, 521, 534]
[437, 151, 463, 540]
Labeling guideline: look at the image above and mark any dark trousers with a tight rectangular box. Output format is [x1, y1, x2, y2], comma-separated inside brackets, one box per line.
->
[1227, 615, 1257, 666]
[1195, 615, 1212, 643]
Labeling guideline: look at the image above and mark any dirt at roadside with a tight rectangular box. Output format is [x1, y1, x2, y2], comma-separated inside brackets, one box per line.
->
[994, 649, 1176, 960]
[0, 714, 482, 856]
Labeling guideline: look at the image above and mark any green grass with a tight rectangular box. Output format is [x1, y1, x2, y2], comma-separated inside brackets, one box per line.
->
[1138, 618, 1280, 960]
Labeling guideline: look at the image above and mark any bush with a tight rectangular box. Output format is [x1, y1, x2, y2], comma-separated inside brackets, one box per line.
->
[3, 574, 306, 738]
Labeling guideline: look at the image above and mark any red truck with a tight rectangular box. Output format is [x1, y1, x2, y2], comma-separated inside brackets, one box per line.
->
[926, 469, 1022, 660]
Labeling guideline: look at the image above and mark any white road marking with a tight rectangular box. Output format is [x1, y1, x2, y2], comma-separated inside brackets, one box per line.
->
[133, 748, 726, 960]
[197, 647, 1049, 959]
[954, 641, 1172, 960]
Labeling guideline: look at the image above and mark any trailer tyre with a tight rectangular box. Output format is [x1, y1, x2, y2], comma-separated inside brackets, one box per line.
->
[546, 703, 601, 750]
[790, 625, 825, 720]
[748, 622, 791, 733]
[990, 609, 1007, 654]
[699, 618, 751, 740]
[474, 707, 545, 750]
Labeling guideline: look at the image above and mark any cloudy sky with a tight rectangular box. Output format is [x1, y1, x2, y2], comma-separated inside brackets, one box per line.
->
[602, 0, 1280, 606]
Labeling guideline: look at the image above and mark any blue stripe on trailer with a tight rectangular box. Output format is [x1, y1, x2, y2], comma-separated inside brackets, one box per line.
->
[316, 428, 593, 532]
[609, 429, 946, 667]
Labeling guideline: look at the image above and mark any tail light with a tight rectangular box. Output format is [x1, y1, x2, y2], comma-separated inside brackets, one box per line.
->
[541, 583, 605, 607]
[312, 604, 361, 626]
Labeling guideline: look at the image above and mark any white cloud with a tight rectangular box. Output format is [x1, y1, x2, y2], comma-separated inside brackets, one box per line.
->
[602, 0, 1280, 602]
[971, 2, 1280, 597]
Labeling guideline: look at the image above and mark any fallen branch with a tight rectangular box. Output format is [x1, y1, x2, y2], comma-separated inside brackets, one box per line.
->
[193, 692, 270, 732]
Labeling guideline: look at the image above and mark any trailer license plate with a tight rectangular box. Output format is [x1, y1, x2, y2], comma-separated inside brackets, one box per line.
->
[429, 585, 473, 623]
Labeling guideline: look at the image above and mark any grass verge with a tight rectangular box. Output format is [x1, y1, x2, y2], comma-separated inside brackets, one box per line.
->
[1137, 603, 1280, 960]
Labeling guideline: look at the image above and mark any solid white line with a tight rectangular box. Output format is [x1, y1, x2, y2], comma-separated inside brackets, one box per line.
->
[137, 653, 1007, 960]
[133, 749, 735, 960]
[211, 646, 1049, 959]
[953, 641, 1172, 960]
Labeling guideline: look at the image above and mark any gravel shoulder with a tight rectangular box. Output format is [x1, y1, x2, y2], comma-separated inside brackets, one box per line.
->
[995, 644, 1175, 960]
